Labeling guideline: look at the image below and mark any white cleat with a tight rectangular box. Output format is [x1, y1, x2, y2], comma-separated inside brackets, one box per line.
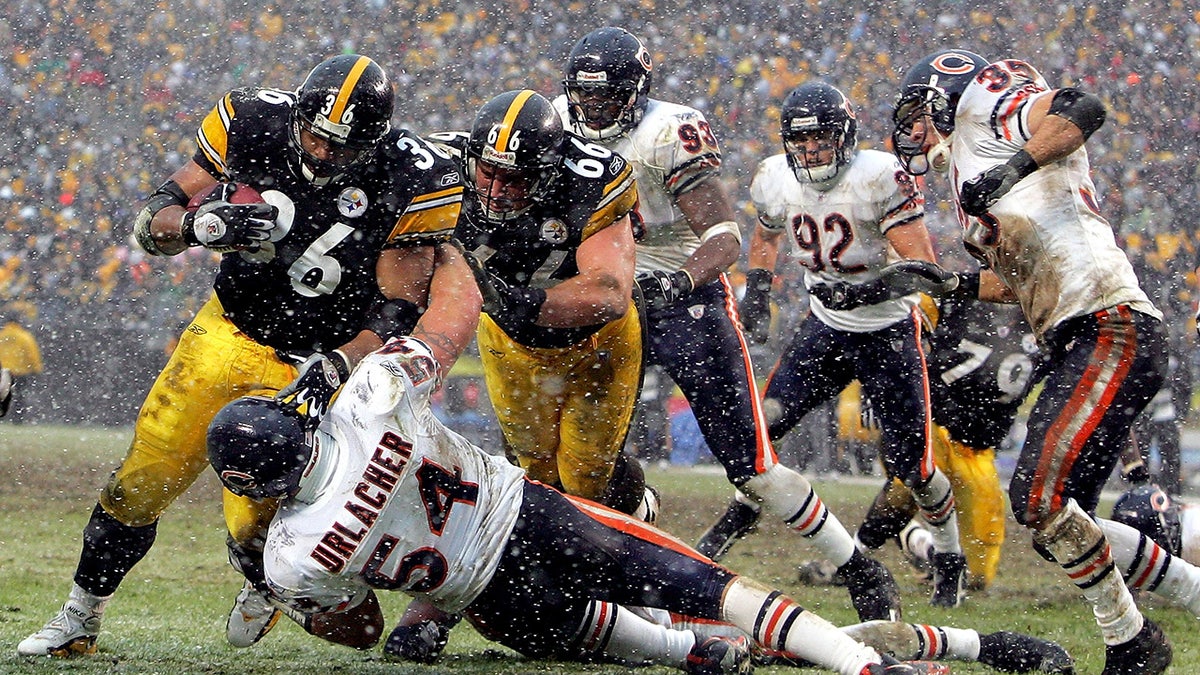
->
[18, 600, 101, 657]
[226, 581, 282, 648]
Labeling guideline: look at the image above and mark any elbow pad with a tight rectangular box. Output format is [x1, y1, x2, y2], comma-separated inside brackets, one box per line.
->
[133, 180, 189, 255]
[1048, 88, 1106, 140]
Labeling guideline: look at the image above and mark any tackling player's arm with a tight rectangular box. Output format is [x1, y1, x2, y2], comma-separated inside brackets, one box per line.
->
[676, 177, 743, 286]
[537, 213, 637, 328]
[411, 243, 483, 371]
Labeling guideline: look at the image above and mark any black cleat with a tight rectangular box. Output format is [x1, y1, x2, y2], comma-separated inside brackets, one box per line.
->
[685, 635, 753, 675]
[696, 497, 761, 561]
[930, 551, 966, 608]
[1100, 618, 1171, 675]
[979, 630, 1075, 673]
[839, 549, 903, 621]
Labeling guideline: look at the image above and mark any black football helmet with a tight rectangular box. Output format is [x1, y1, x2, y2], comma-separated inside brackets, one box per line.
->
[207, 396, 313, 500]
[780, 81, 858, 185]
[464, 89, 564, 223]
[289, 54, 394, 185]
[562, 27, 653, 140]
[1111, 484, 1183, 556]
[891, 49, 989, 175]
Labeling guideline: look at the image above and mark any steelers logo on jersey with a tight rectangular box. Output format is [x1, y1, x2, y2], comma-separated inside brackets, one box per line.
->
[337, 188, 370, 219]
[541, 218, 568, 244]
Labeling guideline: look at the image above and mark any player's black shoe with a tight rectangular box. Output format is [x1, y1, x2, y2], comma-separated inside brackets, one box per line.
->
[929, 551, 966, 608]
[695, 497, 761, 561]
[838, 549, 902, 621]
[684, 635, 753, 675]
[1100, 618, 1171, 675]
[979, 630, 1075, 673]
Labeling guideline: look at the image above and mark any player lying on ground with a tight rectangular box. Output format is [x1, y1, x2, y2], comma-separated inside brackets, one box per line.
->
[205, 337, 1070, 674]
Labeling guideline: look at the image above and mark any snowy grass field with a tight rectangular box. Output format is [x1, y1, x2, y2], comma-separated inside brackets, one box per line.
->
[1, 424, 1198, 673]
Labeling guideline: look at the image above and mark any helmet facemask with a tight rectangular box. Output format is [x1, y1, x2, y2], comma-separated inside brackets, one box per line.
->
[784, 127, 850, 185]
[891, 86, 952, 176]
[563, 78, 643, 140]
[465, 149, 560, 224]
[289, 111, 381, 186]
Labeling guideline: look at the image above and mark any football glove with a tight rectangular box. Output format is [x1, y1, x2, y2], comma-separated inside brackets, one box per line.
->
[275, 350, 351, 422]
[460, 247, 546, 324]
[739, 268, 772, 344]
[809, 261, 960, 311]
[636, 270, 694, 312]
[959, 149, 1038, 217]
[182, 183, 277, 253]
[383, 617, 459, 663]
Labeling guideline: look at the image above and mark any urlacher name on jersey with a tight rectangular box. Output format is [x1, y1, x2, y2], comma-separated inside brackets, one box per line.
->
[310, 431, 415, 573]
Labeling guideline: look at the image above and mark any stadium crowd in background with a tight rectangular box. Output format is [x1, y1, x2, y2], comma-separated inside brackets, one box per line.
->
[0, 2, 1197, 439]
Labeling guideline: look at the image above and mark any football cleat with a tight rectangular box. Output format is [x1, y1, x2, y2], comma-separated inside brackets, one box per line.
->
[226, 581, 282, 648]
[17, 600, 101, 657]
[929, 551, 967, 608]
[979, 630, 1075, 673]
[695, 497, 761, 561]
[383, 618, 453, 664]
[1100, 618, 1171, 675]
[684, 635, 753, 675]
[838, 549, 903, 622]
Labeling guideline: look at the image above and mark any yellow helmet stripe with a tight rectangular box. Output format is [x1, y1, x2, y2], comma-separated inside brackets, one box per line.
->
[329, 56, 372, 124]
[495, 89, 536, 153]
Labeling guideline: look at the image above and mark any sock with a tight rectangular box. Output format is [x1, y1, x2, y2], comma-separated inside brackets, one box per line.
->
[742, 465, 855, 566]
[1034, 499, 1142, 645]
[910, 469, 961, 554]
[75, 503, 158, 597]
[573, 601, 695, 667]
[899, 520, 934, 564]
[841, 621, 980, 662]
[1100, 517, 1200, 618]
[68, 583, 110, 615]
[721, 576, 879, 675]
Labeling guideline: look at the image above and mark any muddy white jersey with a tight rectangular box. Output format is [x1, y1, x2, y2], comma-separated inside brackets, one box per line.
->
[553, 95, 722, 273]
[751, 148, 925, 332]
[263, 340, 526, 615]
[951, 59, 1159, 338]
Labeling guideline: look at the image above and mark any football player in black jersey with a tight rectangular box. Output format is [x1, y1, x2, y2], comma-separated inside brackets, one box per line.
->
[858, 294, 1038, 591]
[383, 88, 651, 663]
[19, 54, 482, 658]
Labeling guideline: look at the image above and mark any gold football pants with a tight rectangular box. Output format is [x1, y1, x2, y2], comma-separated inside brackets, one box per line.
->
[931, 424, 1005, 588]
[478, 304, 641, 501]
[99, 294, 296, 546]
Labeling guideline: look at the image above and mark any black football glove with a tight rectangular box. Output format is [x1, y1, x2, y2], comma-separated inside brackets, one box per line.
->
[959, 149, 1038, 217]
[383, 616, 459, 664]
[275, 351, 351, 422]
[636, 270, 694, 312]
[809, 260, 960, 311]
[460, 246, 546, 324]
[182, 183, 277, 253]
[739, 268, 773, 344]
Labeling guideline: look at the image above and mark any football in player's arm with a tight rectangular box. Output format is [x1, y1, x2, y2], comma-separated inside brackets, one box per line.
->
[18, 54, 481, 658]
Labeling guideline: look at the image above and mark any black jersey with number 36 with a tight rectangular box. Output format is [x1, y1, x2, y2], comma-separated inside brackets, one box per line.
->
[191, 86, 463, 352]
[927, 296, 1039, 449]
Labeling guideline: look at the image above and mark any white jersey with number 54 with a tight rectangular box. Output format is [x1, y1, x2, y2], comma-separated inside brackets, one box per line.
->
[263, 340, 526, 614]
